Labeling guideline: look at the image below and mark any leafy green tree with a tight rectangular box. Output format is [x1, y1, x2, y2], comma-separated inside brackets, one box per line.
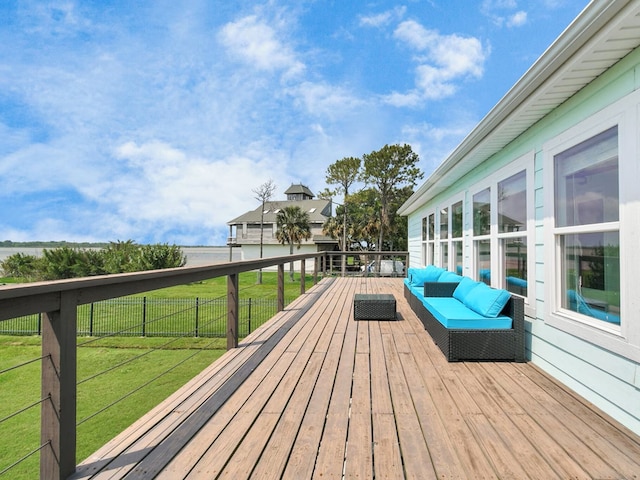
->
[344, 188, 381, 251]
[276, 205, 311, 281]
[384, 185, 414, 251]
[361, 144, 423, 251]
[325, 157, 361, 251]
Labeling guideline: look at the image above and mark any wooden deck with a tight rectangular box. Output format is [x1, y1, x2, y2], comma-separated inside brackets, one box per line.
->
[71, 277, 640, 479]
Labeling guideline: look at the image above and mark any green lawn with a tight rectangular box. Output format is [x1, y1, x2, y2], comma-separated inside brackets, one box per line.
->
[137, 270, 317, 299]
[0, 271, 314, 478]
[0, 335, 224, 479]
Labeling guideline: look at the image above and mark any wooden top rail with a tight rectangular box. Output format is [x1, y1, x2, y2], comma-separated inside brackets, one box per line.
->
[0, 253, 322, 322]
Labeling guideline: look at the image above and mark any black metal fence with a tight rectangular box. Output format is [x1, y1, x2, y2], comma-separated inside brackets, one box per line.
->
[0, 296, 294, 338]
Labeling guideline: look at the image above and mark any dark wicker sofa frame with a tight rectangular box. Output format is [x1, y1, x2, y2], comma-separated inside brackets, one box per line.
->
[404, 282, 525, 362]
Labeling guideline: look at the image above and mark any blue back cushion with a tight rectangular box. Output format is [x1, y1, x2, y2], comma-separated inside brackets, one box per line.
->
[409, 265, 445, 286]
[463, 283, 511, 318]
[438, 271, 463, 283]
[453, 277, 480, 303]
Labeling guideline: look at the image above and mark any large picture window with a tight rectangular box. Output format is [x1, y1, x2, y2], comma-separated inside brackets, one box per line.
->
[439, 207, 449, 268]
[554, 126, 620, 325]
[498, 170, 527, 297]
[473, 188, 491, 284]
[452, 201, 463, 274]
[427, 213, 435, 265]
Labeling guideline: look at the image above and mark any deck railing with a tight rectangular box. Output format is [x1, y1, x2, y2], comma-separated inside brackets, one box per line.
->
[0, 250, 407, 480]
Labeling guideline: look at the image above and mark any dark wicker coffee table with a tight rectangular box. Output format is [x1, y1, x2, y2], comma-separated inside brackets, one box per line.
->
[353, 294, 396, 320]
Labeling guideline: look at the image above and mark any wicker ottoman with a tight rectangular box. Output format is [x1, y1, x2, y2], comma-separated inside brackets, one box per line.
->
[353, 294, 396, 320]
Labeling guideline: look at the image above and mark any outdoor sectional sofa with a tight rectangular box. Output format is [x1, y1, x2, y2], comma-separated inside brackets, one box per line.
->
[404, 266, 525, 362]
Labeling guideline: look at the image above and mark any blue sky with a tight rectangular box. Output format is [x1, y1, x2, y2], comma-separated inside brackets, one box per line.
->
[0, 0, 588, 245]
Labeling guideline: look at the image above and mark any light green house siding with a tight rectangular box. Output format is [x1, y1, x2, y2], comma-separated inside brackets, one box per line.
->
[404, 41, 640, 434]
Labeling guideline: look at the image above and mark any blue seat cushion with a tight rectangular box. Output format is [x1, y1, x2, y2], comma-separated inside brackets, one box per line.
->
[404, 278, 425, 302]
[462, 282, 511, 318]
[422, 297, 512, 329]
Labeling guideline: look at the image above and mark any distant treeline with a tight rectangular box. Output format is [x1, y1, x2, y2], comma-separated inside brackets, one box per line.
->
[0, 240, 109, 248]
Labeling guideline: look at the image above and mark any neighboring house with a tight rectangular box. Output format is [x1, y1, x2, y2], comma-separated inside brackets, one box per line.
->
[227, 184, 338, 261]
[398, 0, 640, 435]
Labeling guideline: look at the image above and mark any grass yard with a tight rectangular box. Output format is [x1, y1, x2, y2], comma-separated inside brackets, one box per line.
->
[136, 270, 317, 299]
[0, 336, 224, 480]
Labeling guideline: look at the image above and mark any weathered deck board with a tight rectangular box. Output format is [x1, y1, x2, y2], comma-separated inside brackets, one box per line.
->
[73, 276, 640, 479]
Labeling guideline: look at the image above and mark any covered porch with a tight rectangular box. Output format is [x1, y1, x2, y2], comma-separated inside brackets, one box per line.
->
[71, 276, 640, 479]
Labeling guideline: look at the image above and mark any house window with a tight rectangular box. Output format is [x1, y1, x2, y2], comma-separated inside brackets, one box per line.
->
[473, 188, 491, 284]
[421, 216, 429, 266]
[452, 201, 463, 274]
[498, 170, 527, 297]
[427, 213, 435, 265]
[554, 126, 620, 325]
[439, 207, 449, 268]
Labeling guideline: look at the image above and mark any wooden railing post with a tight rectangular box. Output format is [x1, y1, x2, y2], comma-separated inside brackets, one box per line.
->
[314, 254, 319, 284]
[277, 263, 285, 312]
[300, 259, 306, 294]
[227, 273, 239, 349]
[41, 291, 77, 480]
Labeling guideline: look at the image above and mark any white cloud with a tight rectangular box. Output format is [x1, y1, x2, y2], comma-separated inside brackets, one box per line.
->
[481, 0, 517, 10]
[218, 15, 305, 78]
[111, 140, 286, 226]
[387, 20, 488, 106]
[359, 6, 407, 28]
[288, 81, 365, 119]
[481, 0, 528, 28]
[507, 11, 528, 27]
[401, 118, 478, 175]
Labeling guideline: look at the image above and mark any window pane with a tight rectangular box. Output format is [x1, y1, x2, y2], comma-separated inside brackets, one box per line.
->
[427, 243, 434, 265]
[453, 240, 463, 275]
[422, 217, 427, 241]
[473, 188, 491, 236]
[561, 232, 620, 325]
[441, 242, 448, 268]
[452, 201, 463, 238]
[428, 213, 435, 239]
[475, 239, 491, 285]
[440, 208, 448, 240]
[555, 127, 618, 227]
[503, 237, 527, 296]
[498, 170, 526, 233]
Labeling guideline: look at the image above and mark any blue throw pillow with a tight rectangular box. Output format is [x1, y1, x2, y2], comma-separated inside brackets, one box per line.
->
[453, 277, 480, 303]
[410, 265, 445, 286]
[463, 283, 511, 318]
[438, 271, 463, 283]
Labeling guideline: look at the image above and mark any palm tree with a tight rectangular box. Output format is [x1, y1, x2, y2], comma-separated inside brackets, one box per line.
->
[276, 205, 312, 281]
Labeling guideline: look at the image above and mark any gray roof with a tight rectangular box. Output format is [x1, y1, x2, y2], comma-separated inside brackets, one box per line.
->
[227, 199, 332, 225]
[284, 184, 314, 198]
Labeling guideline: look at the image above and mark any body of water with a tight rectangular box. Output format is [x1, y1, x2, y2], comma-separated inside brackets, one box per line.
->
[0, 246, 242, 268]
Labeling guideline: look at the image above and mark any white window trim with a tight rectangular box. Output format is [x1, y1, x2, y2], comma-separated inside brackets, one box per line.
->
[436, 193, 465, 272]
[543, 88, 640, 362]
[468, 152, 535, 316]
[421, 210, 436, 266]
